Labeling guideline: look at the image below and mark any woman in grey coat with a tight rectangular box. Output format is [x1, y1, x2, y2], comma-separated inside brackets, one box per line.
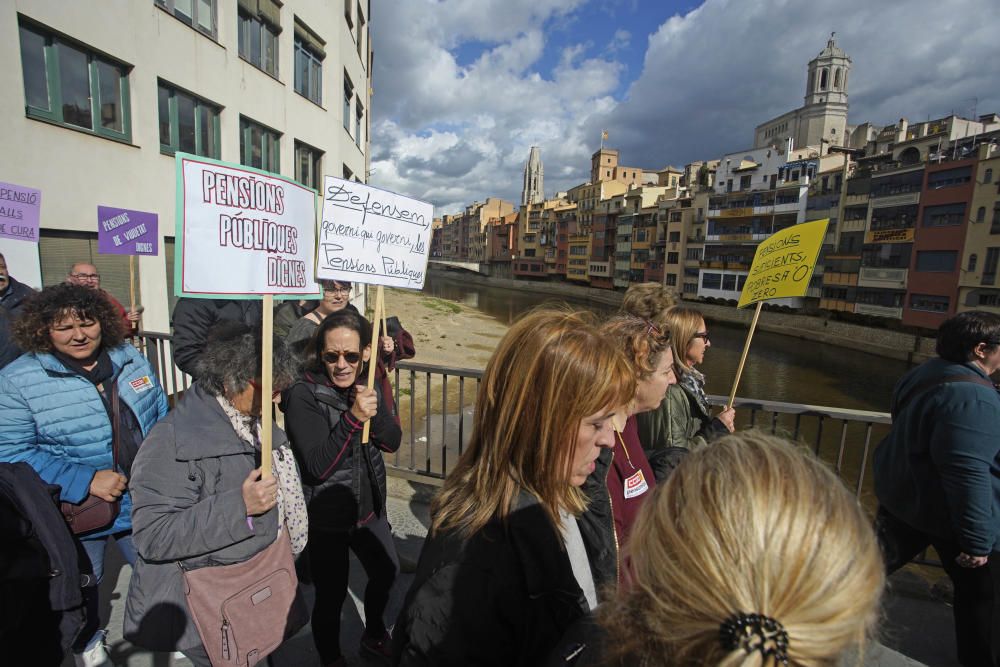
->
[123, 322, 305, 666]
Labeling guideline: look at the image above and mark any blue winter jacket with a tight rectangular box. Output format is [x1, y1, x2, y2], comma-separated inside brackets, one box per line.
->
[0, 344, 169, 538]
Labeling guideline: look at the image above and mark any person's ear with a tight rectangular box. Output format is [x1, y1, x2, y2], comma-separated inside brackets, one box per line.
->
[362, 344, 372, 363]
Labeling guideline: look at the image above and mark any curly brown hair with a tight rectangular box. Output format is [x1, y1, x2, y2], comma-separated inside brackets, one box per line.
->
[13, 283, 125, 353]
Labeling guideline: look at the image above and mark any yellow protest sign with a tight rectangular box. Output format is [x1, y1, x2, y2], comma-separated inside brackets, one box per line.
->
[737, 218, 829, 308]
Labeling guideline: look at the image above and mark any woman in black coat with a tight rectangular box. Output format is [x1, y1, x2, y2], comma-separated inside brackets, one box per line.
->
[392, 309, 636, 667]
[283, 309, 402, 667]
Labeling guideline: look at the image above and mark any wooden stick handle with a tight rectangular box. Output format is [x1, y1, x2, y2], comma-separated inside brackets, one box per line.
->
[727, 301, 763, 410]
[261, 294, 274, 477]
[128, 256, 136, 312]
[362, 286, 384, 444]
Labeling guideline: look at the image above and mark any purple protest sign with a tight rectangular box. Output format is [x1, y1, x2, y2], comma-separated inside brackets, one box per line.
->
[97, 206, 158, 256]
[0, 181, 42, 243]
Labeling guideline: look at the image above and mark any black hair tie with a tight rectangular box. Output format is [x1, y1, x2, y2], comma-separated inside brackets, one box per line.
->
[719, 612, 789, 665]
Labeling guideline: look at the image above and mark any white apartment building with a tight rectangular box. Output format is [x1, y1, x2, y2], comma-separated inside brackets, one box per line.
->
[1, 0, 372, 332]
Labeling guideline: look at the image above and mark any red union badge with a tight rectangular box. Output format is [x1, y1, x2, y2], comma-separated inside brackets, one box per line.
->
[624, 469, 649, 499]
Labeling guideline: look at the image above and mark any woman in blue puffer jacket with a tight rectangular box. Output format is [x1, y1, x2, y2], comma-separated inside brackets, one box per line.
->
[0, 283, 168, 666]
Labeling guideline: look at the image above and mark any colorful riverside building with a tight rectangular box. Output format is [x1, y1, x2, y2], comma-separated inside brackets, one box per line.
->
[4, 0, 374, 331]
[960, 144, 1000, 314]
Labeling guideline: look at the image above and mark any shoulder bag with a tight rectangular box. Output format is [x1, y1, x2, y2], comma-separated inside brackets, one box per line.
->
[60, 381, 122, 535]
[181, 527, 307, 666]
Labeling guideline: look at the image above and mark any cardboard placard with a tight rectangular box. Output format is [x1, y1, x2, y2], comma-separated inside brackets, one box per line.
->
[0, 181, 41, 243]
[98, 206, 158, 256]
[737, 218, 829, 308]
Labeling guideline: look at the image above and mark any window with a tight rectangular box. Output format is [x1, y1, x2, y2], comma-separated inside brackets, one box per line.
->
[668, 231, 680, 242]
[702, 273, 721, 290]
[293, 21, 325, 104]
[915, 250, 956, 272]
[18, 22, 131, 142]
[986, 168, 994, 184]
[985, 248, 1000, 285]
[344, 0, 353, 27]
[239, 116, 280, 172]
[343, 73, 353, 133]
[238, 1, 280, 78]
[978, 207, 987, 224]
[155, 0, 216, 38]
[669, 211, 682, 223]
[722, 274, 738, 291]
[993, 204, 1000, 235]
[922, 203, 965, 227]
[969, 254, 978, 272]
[294, 141, 323, 190]
[979, 292, 999, 307]
[739, 175, 751, 190]
[909, 294, 949, 313]
[343, 164, 353, 180]
[355, 99, 364, 147]
[686, 248, 702, 260]
[927, 167, 972, 189]
[158, 81, 220, 157]
[667, 252, 679, 264]
[356, 2, 366, 60]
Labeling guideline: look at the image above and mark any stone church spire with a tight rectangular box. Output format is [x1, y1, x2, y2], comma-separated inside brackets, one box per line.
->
[804, 33, 850, 107]
[521, 146, 544, 206]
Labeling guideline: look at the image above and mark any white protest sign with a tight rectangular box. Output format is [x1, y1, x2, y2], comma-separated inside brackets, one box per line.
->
[175, 154, 320, 298]
[317, 177, 432, 289]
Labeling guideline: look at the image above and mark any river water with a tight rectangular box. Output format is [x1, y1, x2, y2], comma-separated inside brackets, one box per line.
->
[423, 273, 912, 414]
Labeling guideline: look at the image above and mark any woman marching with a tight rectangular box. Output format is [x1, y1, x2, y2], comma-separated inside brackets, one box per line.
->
[392, 308, 636, 667]
[637, 306, 735, 453]
[283, 309, 402, 666]
[0, 283, 168, 666]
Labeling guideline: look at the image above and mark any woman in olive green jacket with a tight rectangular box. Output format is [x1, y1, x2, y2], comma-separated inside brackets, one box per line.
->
[637, 307, 734, 458]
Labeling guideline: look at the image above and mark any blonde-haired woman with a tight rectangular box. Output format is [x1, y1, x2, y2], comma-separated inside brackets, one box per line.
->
[638, 306, 734, 453]
[552, 431, 884, 666]
[578, 315, 676, 597]
[392, 309, 635, 667]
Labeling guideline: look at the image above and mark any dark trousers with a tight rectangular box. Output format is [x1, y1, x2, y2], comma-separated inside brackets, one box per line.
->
[876, 506, 1000, 667]
[308, 515, 399, 664]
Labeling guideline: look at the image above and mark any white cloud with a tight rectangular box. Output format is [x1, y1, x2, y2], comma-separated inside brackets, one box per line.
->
[603, 0, 1000, 171]
[370, 0, 1000, 215]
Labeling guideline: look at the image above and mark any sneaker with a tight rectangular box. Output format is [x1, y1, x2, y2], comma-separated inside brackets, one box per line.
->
[73, 631, 111, 667]
[359, 630, 393, 660]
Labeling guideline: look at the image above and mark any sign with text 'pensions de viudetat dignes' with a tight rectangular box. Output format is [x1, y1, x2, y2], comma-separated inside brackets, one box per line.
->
[317, 177, 433, 289]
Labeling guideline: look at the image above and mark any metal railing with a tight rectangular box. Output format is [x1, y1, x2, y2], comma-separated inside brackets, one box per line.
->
[133, 331, 893, 501]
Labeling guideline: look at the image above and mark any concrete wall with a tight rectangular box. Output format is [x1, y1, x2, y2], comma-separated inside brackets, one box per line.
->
[3, 0, 371, 330]
[430, 268, 935, 363]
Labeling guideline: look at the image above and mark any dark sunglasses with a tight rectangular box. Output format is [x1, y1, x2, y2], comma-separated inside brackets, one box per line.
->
[322, 350, 362, 365]
[692, 331, 710, 341]
[248, 379, 281, 400]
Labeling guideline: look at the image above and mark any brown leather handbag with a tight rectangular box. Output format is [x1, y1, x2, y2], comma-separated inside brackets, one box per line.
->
[181, 527, 307, 666]
[60, 382, 122, 535]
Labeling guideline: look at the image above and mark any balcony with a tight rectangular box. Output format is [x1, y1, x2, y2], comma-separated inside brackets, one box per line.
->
[854, 303, 903, 319]
[822, 272, 859, 286]
[820, 298, 854, 312]
[858, 266, 907, 289]
[588, 260, 610, 277]
[700, 260, 752, 271]
[772, 201, 801, 214]
[705, 232, 769, 243]
[845, 193, 870, 205]
[871, 192, 920, 208]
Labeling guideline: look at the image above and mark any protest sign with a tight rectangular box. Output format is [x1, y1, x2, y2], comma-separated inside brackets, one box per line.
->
[317, 177, 433, 289]
[727, 219, 829, 409]
[97, 206, 158, 256]
[175, 154, 320, 299]
[0, 181, 41, 243]
[0, 238, 42, 290]
[737, 218, 829, 308]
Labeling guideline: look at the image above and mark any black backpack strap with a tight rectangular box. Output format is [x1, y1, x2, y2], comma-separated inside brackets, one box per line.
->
[892, 374, 997, 419]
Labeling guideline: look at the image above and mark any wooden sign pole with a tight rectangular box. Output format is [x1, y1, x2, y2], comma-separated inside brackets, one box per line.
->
[261, 294, 274, 477]
[727, 301, 763, 410]
[362, 286, 384, 444]
[128, 256, 136, 312]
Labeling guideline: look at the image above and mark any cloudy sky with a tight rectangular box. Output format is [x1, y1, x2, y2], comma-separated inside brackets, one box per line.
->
[369, 0, 1000, 215]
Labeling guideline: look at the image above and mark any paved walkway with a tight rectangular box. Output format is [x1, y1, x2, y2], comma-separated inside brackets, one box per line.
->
[68, 479, 953, 667]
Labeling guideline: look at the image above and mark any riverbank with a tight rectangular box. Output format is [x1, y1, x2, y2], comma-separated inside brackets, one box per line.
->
[427, 267, 935, 365]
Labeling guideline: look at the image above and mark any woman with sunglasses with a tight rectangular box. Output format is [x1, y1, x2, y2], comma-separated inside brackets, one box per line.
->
[283, 309, 402, 667]
[637, 306, 735, 454]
